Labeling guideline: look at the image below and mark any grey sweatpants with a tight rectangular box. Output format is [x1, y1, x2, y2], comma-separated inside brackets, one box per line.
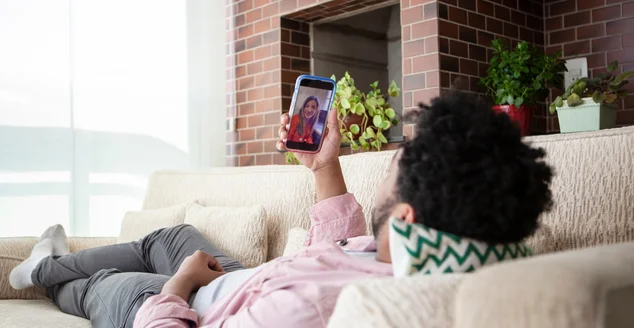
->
[31, 224, 245, 328]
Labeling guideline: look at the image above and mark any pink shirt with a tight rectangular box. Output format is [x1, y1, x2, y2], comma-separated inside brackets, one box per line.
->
[134, 193, 392, 328]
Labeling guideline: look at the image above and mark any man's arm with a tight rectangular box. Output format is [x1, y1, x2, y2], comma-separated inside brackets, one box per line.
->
[313, 161, 347, 202]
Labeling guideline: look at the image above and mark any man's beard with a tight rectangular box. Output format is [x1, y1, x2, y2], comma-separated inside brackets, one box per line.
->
[371, 196, 397, 238]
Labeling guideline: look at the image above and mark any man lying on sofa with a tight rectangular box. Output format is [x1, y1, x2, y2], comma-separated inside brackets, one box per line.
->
[9, 92, 553, 328]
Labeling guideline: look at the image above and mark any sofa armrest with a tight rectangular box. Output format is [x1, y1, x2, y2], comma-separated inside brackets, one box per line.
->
[328, 274, 466, 328]
[0, 237, 117, 300]
[455, 242, 634, 328]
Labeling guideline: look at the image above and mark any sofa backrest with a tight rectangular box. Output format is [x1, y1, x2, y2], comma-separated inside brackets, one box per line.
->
[141, 126, 634, 260]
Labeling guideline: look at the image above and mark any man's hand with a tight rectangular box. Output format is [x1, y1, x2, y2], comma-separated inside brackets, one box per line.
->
[277, 109, 348, 201]
[277, 109, 342, 172]
[161, 250, 225, 302]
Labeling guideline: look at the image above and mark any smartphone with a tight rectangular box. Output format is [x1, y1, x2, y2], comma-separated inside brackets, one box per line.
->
[285, 75, 337, 154]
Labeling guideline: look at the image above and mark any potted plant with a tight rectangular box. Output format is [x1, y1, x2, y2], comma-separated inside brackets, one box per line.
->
[480, 39, 567, 136]
[285, 72, 400, 164]
[550, 61, 632, 133]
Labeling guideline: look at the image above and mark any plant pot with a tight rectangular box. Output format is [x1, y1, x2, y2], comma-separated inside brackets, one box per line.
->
[492, 104, 534, 136]
[556, 97, 617, 133]
[343, 113, 365, 140]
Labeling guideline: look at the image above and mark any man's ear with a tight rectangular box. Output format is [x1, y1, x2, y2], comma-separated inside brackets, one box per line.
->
[391, 203, 416, 224]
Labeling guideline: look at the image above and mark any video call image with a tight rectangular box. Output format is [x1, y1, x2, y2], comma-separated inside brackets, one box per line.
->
[287, 87, 332, 145]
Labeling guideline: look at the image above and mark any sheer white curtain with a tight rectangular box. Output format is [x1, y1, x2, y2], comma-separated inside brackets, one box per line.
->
[0, 0, 221, 237]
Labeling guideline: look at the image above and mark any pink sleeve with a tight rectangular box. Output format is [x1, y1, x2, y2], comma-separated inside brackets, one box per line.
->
[304, 193, 367, 246]
[199, 290, 323, 328]
[133, 294, 198, 328]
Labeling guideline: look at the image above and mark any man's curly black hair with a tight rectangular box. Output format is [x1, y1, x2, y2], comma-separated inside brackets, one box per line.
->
[397, 91, 553, 244]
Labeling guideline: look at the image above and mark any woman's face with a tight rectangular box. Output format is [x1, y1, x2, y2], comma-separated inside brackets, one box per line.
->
[303, 99, 318, 120]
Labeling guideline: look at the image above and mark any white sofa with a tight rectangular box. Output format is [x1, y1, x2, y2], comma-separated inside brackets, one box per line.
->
[1, 126, 634, 327]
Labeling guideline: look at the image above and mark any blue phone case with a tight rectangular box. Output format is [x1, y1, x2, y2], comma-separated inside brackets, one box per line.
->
[287, 75, 337, 153]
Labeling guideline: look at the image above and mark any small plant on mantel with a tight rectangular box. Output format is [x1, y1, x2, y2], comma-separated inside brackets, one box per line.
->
[285, 72, 401, 164]
[549, 61, 633, 133]
[480, 38, 567, 136]
[333, 72, 400, 151]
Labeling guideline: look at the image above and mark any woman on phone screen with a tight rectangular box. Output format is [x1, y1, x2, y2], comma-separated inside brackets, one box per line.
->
[287, 96, 319, 144]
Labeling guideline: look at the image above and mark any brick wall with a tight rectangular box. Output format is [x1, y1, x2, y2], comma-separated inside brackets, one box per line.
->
[225, 0, 440, 166]
[545, 0, 634, 132]
[436, 0, 548, 133]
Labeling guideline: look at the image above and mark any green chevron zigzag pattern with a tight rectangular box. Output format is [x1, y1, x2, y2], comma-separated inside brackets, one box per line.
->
[391, 221, 532, 274]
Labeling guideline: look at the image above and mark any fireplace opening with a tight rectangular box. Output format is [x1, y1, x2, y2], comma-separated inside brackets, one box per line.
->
[311, 4, 403, 139]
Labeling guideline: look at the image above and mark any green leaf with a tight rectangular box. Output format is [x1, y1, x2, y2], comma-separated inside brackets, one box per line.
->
[496, 89, 506, 97]
[608, 61, 619, 73]
[618, 71, 633, 82]
[513, 71, 520, 78]
[370, 81, 379, 90]
[365, 127, 376, 138]
[377, 131, 388, 144]
[350, 141, 360, 151]
[533, 81, 541, 90]
[345, 131, 354, 140]
[373, 115, 383, 127]
[506, 95, 514, 105]
[341, 98, 351, 109]
[386, 108, 396, 119]
[380, 120, 390, 129]
[359, 137, 368, 147]
[349, 124, 360, 135]
[549, 103, 557, 114]
[567, 93, 584, 107]
[353, 102, 364, 115]
[554, 96, 564, 107]
[515, 97, 524, 107]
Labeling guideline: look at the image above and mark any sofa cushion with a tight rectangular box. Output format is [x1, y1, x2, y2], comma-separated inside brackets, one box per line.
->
[184, 204, 267, 268]
[118, 203, 189, 243]
[0, 300, 90, 328]
[282, 227, 307, 256]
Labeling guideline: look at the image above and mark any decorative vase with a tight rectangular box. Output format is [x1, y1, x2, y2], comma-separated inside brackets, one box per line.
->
[492, 104, 534, 136]
[556, 97, 617, 133]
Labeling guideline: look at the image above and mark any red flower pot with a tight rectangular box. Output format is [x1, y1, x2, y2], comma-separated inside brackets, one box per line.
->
[492, 104, 534, 136]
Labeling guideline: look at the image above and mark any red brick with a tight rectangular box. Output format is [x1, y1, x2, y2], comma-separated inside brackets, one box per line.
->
[264, 139, 278, 153]
[459, 26, 477, 43]
[236, 91, 247, 103]
[520, 28, 534, 43]
[439, 20, 459, 39]
[478, 31, 494, 47]
[440, 37, 449, 53]
[262, 3, 278, 18]
[262, 57, 280, 71]
[412, 20, 438, 40]
[625, 2, 634, 17]
[564, 40, 590, 56]
[239, 128, 256, 141]
[247, 141, 263, 154]
[487, 17, 504, 34]
[617, 110, 634, 125]
[546, 45, 563, 55]
[413, 88, 441, 105]
[546, 17, 563, 31]
[503, 23, 518, 39]
[246, 35, 262, 49]
[247, 114, 264, 127]
[255, 154, 273, 165]
[246, 9, 262, 23]
[279, 0, 297, 14]
[281, 70, 301, 84]
[237, 76, 254, 90]
[477, 0, 494, 16]
[564, 11, 592, 28]
[550, 0, 576, 16]
[237, 50, 254, 64]
[404, 58, 412, 74]
[624, 32, 634, 47]
[234, 143, 247, 155]
[238, 102, 255, 116]
[458, 0, 476, 11]
[495, 5, 511, 21]
[264, 112, 280, 125]
[281, 43, 301, 57]
[425, 36, 439, 53]
[578, 0, 606, 11]
[424, 2, 438, 19]
[607, 17, 634, 35]
[402, 6, 424, 25]
[426, 71, 440, 87]
[413, 54, 439, 72]
[593, 5, 621, 22]
[236, 65, 247, 78]
[470, 44, 487, 62]
[403, 40, 426, 58]
[449, 6, 468, 25]
[440, 54, 460, 72]
[403, 26, 411, 41]
[254, 18, 271, 33]
[450, 40, 469, 57]
[607, 48, 634, 64]
[460, 58, 479, 76]
[592, 35, 622, 52]
[587, 52, 607, 68]
[272, 153, 287, 165]
[510, 10, 525, 27]
[469, 12, 486, 30]
[264, 85, 280, 98]
[440, 71, 450, 88]
[238, 24, 254, 40]
[577, 23, 605, 39]
[236, 117, 248, 129]
[549, 28, 576, 44]
[248, 87, 265, 101]
[254, 44, 272, 60]
[239, 155, 255, 166]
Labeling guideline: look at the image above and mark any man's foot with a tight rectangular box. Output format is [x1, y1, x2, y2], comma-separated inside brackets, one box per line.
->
[41, 224, 70, 256]
[9, 224, 69, 290]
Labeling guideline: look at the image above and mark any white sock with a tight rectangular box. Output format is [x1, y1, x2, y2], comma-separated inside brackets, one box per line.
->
[9, 239, 54, 290]
[41, 224, 70, 256]
[9, 224, 69, 290]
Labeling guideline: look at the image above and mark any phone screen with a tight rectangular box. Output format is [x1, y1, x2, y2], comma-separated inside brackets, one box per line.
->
[285, 76, 335, 153]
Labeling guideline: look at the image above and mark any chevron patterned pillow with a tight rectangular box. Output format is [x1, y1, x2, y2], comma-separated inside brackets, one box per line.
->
[388, 217, 532, 277]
